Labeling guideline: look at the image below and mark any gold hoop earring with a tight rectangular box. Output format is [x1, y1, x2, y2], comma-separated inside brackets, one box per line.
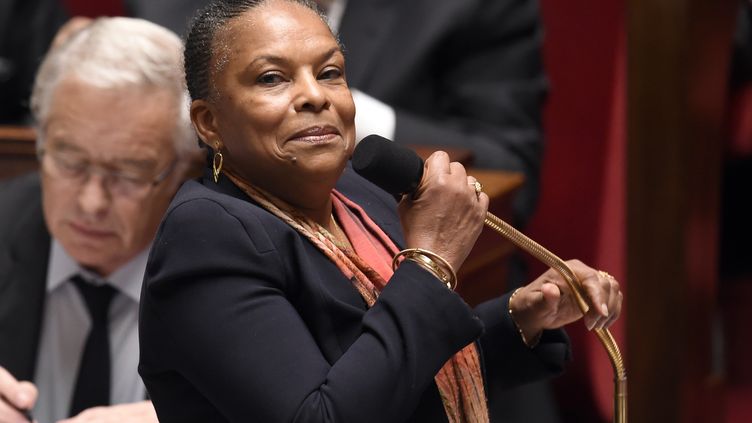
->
[212, 151, 224, 183]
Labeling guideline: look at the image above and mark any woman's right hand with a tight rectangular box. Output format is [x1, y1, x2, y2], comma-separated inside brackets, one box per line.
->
[398, 151, 489, 272]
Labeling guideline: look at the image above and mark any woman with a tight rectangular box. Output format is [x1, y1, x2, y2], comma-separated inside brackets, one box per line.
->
[138, 1, 622, 422]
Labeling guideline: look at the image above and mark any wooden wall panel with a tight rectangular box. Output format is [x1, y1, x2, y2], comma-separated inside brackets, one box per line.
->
[627, 1, 736, 422]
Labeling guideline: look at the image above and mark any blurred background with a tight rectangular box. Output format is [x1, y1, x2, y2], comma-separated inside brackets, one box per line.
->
[1, 0, 750, 422]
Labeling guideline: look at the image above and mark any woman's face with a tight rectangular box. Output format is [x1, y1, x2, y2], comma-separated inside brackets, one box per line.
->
[195, 0, 356, 206]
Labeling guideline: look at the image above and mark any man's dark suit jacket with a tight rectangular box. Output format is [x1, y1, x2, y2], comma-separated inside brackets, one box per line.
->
[0, 173, 51, 381]
[138, 167, 570, 423]
[339, 0, 546, 222]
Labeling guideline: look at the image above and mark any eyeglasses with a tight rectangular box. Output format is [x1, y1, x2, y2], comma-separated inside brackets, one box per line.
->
[37, 146, 177, 198]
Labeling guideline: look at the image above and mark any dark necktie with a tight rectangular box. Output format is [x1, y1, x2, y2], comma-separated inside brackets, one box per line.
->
[69, 276, 117, 417]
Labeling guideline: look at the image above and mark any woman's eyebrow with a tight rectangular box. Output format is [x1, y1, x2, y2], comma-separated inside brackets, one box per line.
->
[246, 46, 343, 70]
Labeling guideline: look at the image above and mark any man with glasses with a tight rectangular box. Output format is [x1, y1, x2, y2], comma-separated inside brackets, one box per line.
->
[0, 17, 197, 423]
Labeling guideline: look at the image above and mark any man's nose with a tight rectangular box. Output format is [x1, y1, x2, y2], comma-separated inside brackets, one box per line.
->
[76, 172, 112, 216]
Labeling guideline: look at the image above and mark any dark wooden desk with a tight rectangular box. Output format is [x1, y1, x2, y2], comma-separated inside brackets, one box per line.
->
[0, 126, 37, 180]
[0, 127, 524, 305]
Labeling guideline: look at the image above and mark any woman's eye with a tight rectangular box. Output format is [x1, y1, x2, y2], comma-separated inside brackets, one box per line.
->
[257, 73, 285, 85]
[319, 68, 343, 80]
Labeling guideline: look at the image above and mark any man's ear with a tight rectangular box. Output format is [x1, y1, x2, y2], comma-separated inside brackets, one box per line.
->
[191, 99, 223, 151]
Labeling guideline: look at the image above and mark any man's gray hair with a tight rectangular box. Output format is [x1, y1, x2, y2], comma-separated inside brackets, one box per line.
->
[30, 17, 196, 155]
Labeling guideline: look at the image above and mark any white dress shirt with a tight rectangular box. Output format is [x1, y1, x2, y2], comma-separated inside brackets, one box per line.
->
[33, 240, 147, 423]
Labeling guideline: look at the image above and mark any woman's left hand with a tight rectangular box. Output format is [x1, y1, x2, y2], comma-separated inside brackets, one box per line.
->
[509, 259, 623, 343]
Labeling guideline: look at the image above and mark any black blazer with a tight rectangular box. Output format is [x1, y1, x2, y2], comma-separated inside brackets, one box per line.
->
[339, 0, 547, 222]
[138, 167, 570, 423]
[0, 173, 51, 383]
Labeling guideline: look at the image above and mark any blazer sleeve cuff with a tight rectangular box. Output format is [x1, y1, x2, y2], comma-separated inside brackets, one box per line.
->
[474, 292, 572, 388]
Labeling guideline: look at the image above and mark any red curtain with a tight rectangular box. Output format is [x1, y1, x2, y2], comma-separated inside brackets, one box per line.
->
[62, 0, 125, 17]
[529, 1, 626, 421]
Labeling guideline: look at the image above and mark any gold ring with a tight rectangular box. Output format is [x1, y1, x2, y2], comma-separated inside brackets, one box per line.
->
[598, 270, 614, 280]
[473, 180, 482, 198]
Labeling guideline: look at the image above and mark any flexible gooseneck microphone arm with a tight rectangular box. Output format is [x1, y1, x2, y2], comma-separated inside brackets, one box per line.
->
[353, 135, 627, 423]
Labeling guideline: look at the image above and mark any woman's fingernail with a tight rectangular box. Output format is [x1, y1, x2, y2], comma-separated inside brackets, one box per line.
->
[601, 303, 609, 316]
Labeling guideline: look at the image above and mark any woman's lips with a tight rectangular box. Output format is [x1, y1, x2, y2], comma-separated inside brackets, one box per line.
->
[288, 125, 340, 143]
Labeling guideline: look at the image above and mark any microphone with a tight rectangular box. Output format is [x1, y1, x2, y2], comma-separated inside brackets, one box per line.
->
[351, 134, 588, 312]
[352, 134, 423, 196]
[351, 135, 626, 420]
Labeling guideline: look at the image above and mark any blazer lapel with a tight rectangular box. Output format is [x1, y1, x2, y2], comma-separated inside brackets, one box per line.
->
[338, 0, 399, 88]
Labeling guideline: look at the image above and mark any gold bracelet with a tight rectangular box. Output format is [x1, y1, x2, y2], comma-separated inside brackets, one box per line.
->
[508, 288, 541, 348]
[406, 255, 455, 290]
[392, 248, 458, 290]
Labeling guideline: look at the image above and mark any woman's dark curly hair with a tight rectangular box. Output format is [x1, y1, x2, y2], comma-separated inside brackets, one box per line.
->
[184, 0, 331, 102]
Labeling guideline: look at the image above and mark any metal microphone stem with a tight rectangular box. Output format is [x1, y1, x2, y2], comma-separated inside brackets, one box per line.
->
[483, 211, 627, 423]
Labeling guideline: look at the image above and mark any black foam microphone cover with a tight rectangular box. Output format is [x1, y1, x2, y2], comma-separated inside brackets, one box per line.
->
[352, 135, 424, 196]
